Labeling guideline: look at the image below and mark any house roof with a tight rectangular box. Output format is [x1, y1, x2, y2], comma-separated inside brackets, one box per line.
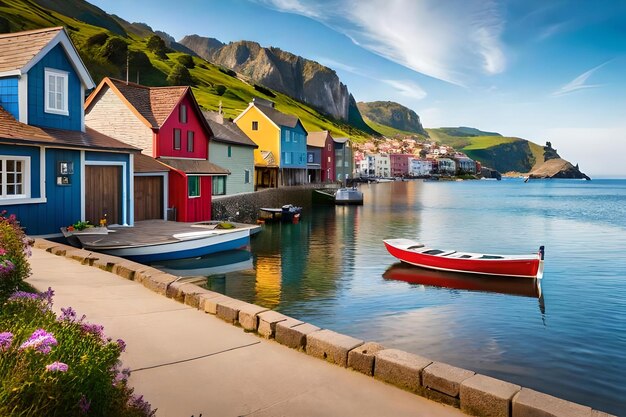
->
[85, 78, 212, 135]
[0, 106, 138, 152]
[333, 137, 350, 144]
[0, 27, 94, 88]
[134, 153, 170, 173]
[158, 158, 230, 175]
[307, 131, 331, 148]
[204, 114, 258, 148]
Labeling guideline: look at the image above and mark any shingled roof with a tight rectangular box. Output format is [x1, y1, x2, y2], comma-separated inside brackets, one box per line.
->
[0, 106, 138, 152]
[204, 114, 258, 148]
[254, 103, 303, 131]
[134, 153, 170, 173]
[158, 158, 229, 175]
[307, 131, 331, 148]
[85, 78, 193, 129]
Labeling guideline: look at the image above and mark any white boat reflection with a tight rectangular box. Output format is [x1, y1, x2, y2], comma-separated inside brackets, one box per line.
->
[152, 249, 253, 277]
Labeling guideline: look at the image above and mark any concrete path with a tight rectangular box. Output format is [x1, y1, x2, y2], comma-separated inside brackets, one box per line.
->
[27, 248, 466, 417]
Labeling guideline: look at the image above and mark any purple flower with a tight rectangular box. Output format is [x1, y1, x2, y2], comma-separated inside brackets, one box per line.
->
[19, 328, 57, 354]
[42, 287, 54, 307]
[0, 259, 15, 275]
[0, 332, 13, 351]
[59, 306, 77, 322]
[128, 394, 153, 415]
[80, 323, 105, 339]
[45, 361, 68, 372]
[78, 395, 91, 414]
[8, 291, 38, 301]
[116, 338, 126, 353]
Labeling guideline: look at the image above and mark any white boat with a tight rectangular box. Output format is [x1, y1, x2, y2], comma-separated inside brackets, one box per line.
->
[335, 187, 363, 205]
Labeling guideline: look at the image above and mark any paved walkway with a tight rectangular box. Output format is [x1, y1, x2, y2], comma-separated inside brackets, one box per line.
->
[27, 248, 465, 417]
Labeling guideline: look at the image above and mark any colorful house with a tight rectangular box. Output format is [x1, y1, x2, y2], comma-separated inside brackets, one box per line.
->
[203, 112, 257, 195]
[234, 99, 308, 188]
[333, 137, 353, 182]
[374, 153, 390, 177]
[389, 154, 412, 177]
[306, 131, 335, 183]
[85, 77, 229, 222]
[0, 27, 136, 236]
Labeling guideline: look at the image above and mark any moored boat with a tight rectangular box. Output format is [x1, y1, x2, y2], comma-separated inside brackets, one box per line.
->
[383, 238, 544, 279]
[259, 205, 302, 223]
[335, 187, 363, 205]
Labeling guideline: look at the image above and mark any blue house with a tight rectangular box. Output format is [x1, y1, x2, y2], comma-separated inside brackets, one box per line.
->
[0, 27, 137, 236]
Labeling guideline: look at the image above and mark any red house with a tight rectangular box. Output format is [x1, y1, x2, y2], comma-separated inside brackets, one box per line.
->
[306, 131, 336, 183]
[389, 153, 412, 177]
[84, 77, 228, 222]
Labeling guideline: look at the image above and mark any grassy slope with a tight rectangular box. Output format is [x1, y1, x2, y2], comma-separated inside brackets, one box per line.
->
[0, 0, 371, 139]
[362, 117, 426, 139]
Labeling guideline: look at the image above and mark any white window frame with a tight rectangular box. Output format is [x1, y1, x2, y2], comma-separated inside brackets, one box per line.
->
[0, 156, 31, 200]
[44, 68, 69, 116]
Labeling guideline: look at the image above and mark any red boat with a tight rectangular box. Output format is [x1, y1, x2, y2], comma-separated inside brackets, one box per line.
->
[383, 239, 544, 279]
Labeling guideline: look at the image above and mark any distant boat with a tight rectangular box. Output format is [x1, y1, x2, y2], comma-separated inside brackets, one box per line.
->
[259, 204, 302, 223]
[383, 238, 544, 279]
[63, 220, 259, 263]
[335, 187, 363, 205]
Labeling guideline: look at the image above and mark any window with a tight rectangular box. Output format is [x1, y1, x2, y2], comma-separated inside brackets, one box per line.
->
[0, 157, 29, 199]
[284, 152, 292, 164]
[252, 121, 258, 131]
[285, 131, 290, 142]
[212, 176, 226, 195]
[179, 104, 187, 123]
[244, 169, 250, 184]
[293, 133, 298, 143]
[44, 69, 68, 115]
[187, 131, 194, 152]
[188, 176, 200, 198]
[174, 129, 181, 150]
[227, 146, 232, 158]
[307, 153, 314, 163]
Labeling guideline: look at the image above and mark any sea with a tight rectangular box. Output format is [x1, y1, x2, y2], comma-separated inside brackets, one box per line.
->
[157, 178, 626, 415]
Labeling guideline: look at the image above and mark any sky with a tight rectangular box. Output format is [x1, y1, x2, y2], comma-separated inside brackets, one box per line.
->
[90, 0, 626, 176]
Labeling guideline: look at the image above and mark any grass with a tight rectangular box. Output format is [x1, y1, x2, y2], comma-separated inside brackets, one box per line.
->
[362, 117, 426, 139]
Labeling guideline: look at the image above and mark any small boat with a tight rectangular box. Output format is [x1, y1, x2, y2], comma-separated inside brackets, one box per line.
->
[259, 204, 302, 223]
[383, 239, 544, 279]
[313, 189, 336, 204]
[64, 220, 259, 263]
[335, 187, 363, 205]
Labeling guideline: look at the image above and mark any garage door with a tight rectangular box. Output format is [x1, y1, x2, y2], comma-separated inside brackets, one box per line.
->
[134, 176, 163, 221]
[85, 165, 122, 226]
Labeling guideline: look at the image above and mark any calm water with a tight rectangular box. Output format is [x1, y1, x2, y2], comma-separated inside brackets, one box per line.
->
[161, 179, 626, 415]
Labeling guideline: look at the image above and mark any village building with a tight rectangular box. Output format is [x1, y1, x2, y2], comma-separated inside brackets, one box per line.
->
[234, 99, 308, 188]
[333, 137, 353, 182]
[85, 77, 228, 222]
[203, 112, 257, 195]
[454, 156, 477, 174]
[437, 158, 457, 175]
[306, 131, 335, 183]
[0, 27, 137, 235]
[374, 153, 391, 178]
[389, 153, 412, 177]
[357, 154, 375, 177]
[408, 158, 434, 176]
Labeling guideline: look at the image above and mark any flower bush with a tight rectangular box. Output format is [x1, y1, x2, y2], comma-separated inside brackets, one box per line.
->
[0, 289, 155, 417]
[0, 211, 32, 302]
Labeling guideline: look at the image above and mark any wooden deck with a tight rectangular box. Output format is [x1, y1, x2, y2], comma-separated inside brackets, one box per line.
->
[72, 220, 260, 248]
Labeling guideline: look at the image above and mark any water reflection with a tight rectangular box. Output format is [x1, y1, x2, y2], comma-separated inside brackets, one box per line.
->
[152, 249, 253, 277]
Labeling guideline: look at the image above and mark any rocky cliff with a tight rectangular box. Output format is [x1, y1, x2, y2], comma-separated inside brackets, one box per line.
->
[357, 101, 427, 135]
[179, 36, 366, 126]
[528, 142, 590, 179]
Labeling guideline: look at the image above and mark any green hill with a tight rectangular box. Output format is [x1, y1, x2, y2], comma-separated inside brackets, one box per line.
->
[0, 0, 372, 139]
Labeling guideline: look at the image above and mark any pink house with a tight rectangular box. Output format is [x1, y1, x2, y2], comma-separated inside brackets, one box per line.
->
[390, 154, 412, 177]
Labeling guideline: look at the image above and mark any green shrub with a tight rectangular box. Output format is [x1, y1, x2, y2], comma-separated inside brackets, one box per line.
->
[146, 35, 168, 59]
[166, 64, 193, 86]
[101, 36, 128, 66]
[86, 32, 109, 47]
[214, 84, 227, 96]
[218, 67, 237, 77]
[177, 54, 195, 69]
[0, 212, 31, 302]
[254, 84, 276, 98]
[0, 290, 155, 417]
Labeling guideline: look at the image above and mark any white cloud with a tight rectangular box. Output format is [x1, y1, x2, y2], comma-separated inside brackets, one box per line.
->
[255, 0, 506, 86]
[551, 61, 610, 97]
[381, 79, 427, 100]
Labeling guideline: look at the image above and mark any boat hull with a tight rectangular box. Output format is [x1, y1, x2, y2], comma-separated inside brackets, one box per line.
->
[383, 240, 543, 279]
[83, 229, 250, 263]
[335, 188, 363, 205]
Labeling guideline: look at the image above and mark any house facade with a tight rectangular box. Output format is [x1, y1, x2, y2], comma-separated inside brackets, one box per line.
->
[85, 77, 228, 222]
[437, 158, 457, 175]
[333, 137, 353, 182]
[454, 156, 477, 174]
[389, 154, 411, 177]
[374, 153, 390, 177]
[408, 158, 434, 176]
[204, 112, 257, 195]
[234, 99, 307, 188]
[0, 27, 136, 236]
[306, 131, 335, 183]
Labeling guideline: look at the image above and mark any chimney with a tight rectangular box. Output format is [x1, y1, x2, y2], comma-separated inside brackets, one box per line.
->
[204, 111, 224, 124]
[252, 97, 275, 108]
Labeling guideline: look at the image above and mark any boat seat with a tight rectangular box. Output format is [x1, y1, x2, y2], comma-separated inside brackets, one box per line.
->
[407, 244, 425, 249]
[480, 255, 503, 259]
[440, 251, 457, 257]
[459, 255, 472, 258]
[423, 249, 445, 255]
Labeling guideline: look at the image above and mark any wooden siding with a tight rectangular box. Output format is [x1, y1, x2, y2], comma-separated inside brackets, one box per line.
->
[85, 87, 154, 156]
[85, 165, 121, 225]
[157, 94, 209, 159]
[0, 77, 19, 119]
[134, 176, 163, 220]
[167, 170, 212, 222]
[27, 44, 82, 131]
[279, 125, 307, 169]
[209, 141, 254, 195]
[235, 106, 281, 166]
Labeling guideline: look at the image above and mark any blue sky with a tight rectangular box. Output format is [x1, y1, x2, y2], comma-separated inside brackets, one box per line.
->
[91, 0, 626, 176]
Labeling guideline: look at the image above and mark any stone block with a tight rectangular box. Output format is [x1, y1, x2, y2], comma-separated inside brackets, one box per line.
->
[50, 245, 70, 256]
[133, 266, 166, 284]
[142, 273, 178, 296]
[237, 303, 269, 331]
[112, 261, 145, 280]
[166, 281, 196, 302]
[423, 362, 475, 397]
[347, 342, 385, 376]
[203, 294, 236, 315]
[305, 329, 363, 367]
[64, 248, 98, 265]
[216, 299, 248, 324]
[276, 319, 320, 350]
[257, 311, 290, 338]
[33, 238, 60, 251]
[461, 374, 521, 417]
[591, 411, 617, 417]
[183, 286, 215, 309]
[374, 349, 432, 393]
[92, 254, 120, 272]
[512, 388, 592, 417]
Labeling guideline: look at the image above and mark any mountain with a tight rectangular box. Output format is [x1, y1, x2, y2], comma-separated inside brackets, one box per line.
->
[357, 101, 427, 136]
[0, 0, 372, 139]
[179, 36, 374, 133]
[436, 127, 501, 137]
[528, 142, 590, 179]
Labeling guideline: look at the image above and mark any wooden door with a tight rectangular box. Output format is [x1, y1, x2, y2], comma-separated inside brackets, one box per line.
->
[134, 176, 163, 221]
[85, 165, 122, 225]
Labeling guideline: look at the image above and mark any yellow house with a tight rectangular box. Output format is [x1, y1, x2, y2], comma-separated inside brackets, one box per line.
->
[234, 99, 308, 188]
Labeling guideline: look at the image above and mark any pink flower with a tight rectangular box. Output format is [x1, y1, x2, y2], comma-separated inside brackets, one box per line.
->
[45, 361, 69, 372]
[19, 328, 57, 354]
